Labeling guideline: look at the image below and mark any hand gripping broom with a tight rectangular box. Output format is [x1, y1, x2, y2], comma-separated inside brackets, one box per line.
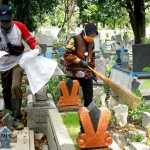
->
[88, 66, 141, 110]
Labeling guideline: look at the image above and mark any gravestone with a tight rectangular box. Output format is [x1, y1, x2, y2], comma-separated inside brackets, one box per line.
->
[66, 32, 76, 41]
[111, 36, 115, 41]
[35, 85, 48, 101]
[94, 33, 100, 52]
[120, 52, 130, 70]
[39, 35, 53, 47]
[39, 44, 47, 54]
[77, 102, 112, 149]
[2, 113, 14, 130]
[27, 86, 52, 132]
[110, 44, 150, 99]
[123, 34, 128, 48]
[52, 59, 65, 80]
[58, 77, 82, 111]
[132, 44, 150, 72]
[0, 126, 12, 148]
[115, 34, 122, 45]
[113, 104, 128, 127]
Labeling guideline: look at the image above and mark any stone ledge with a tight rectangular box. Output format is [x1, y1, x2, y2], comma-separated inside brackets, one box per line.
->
[10, 127, 34, 150]
[46, 107, 122, 150]
[142, 112, 150, 128]
[130, 142, 150, 150]
[47, 109, 76, 150]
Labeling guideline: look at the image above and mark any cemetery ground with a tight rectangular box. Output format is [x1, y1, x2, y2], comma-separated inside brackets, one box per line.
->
[0, 77, 48, 150]
[0, 112, 48, 150]
[0, 70, 150, 149]
[25, 30, 150, 149]
[0, 75, 150, 150]
[48, 74, 150, 150]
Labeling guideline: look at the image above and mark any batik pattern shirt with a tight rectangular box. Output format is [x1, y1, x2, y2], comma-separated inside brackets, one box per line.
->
[64, 34, 95, 79]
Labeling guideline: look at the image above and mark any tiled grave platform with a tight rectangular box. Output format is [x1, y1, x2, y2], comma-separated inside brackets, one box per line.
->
[110, 67, 150, 99]
[0, 127, 34, 150]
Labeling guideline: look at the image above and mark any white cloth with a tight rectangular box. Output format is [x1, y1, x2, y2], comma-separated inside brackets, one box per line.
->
[19, 49, 58, 94]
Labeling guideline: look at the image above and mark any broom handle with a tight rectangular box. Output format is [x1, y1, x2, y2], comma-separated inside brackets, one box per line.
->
[88, 66, 110, 84]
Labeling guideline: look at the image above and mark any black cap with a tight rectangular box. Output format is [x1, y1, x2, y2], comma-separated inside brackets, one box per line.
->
[84, 23, 98, 36]
[0, 5, 12, 20]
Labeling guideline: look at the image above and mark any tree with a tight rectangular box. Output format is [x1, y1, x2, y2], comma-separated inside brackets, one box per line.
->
[77, 0, 150, 44]
[113, 0, 149, 44]
[2, 0, 59, 31]
[56, 0, 79, 37]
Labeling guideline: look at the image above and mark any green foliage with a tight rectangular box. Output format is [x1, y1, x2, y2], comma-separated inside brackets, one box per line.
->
[22, 100, 27, 108]
[47, 75, 61, 101]
[61, 112, 80, 127]
[103, 83, 110, 100]
[103, 63, 111, 100]
[142, 37, 150, 44]
[47, 75, 66, 101]
[143, 67, 150, 72]
[97, 99, 102, 107]
[141, 66, 150, 89]
[4, 109, 13, 115]
[141, 80, 150, 89]
[77, 0, 129, 28]
[106, 64, 111, 74]
[128, 89, 150, 124]
[130, 132, 144, 142]
[21, 83, 26, 93]
[10, 0, 59, 31]
[110, 111, 115, 121]
[61, 112, 80, 149]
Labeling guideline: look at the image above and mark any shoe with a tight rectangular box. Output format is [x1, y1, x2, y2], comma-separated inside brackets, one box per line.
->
[13, 119, 24, 130]
[12, 98, 24, 130]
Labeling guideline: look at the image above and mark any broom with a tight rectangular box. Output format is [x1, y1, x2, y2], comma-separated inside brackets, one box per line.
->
[88, 66, 141, 110]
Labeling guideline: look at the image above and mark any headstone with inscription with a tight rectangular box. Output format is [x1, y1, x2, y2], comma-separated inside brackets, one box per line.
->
[0, 126, 12, 148]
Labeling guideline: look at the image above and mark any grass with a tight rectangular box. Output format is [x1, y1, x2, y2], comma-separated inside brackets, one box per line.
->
[61, 112, 80, 150]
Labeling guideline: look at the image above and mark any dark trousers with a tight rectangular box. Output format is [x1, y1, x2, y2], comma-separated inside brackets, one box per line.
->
[69, 77, 93, 132]
[69, 77, 93, 107]
[1, 65, 24, 110]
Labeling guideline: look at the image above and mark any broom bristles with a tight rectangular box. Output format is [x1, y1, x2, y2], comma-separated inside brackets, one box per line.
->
[107, 80, 141, 110]
[87, 66, 141, 110]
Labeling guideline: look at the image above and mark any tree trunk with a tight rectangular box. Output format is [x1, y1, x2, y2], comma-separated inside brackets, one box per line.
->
[2, 0, 8, 5]
[127, 0, 145, 44]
